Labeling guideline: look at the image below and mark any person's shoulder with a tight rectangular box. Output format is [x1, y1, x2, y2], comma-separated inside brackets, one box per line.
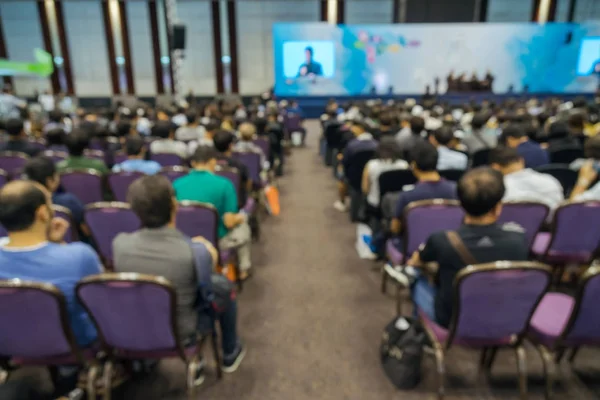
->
[54, 242, 98, 259]
[112, 231, 138, 250]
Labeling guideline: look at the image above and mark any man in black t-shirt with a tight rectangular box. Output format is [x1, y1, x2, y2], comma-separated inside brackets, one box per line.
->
[213, 130, 250, 208]
[0, 119, 40, 157]
[387, 167, 529, 328]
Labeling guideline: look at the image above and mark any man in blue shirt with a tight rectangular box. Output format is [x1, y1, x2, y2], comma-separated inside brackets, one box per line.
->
[0, 180, 101, 346]
[503, 124, 549, 169]
[429, 127, 468, 170]
[112, 136, 162, 175]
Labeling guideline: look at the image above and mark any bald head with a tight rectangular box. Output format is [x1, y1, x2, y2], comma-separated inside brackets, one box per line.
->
[457, 167, 505, 218]
[238, 122, 257, 141]
[0, 181, 50, 232]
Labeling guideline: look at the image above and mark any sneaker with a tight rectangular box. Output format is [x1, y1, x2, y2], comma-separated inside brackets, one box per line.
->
[222, 344, 246, 373]
[333, 200, 347, 212]
[383, 263, 410, 287]
[192, 358, 206, 386]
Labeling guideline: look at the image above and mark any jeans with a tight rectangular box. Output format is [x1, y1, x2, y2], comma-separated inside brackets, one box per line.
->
[198, 300, 239, 359]
[411, 272, 437, 322]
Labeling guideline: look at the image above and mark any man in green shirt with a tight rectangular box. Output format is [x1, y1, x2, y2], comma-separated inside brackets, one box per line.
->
[57, 129, 109, 175]
[174, 145, 252, 278]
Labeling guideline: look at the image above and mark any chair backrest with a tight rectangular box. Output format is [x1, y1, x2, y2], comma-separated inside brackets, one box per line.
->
[324, 122, 344, 149]
[543, 200, 600, 262]
[83, 149, 105, 162]
[439, 169, 465, 182]
[498, 202, 549, 248]
[0, 169, 7, 188]
[215, 166, 241, 205]
[253, 137, 270, 160]
[76, 274, 182, 356]
[0, 280, 81, 360]
[560, 266, 600, 344]
[42, 150, 68, 164]
[60, 169, 104, 205]
[113, 151, 128, 165]
[448, 262, 551, 345]
[150, 152, 184, 167]
[175, 201, 219, 249]
[27, 138, 46, 152]
[346, 148, 376, 192]
[233, 151, 261, 183]
[549, 146, 583, 165]
[471, 148, 491, 168]
[378, 169, 417, 200]
[535, 164, 578, 196]
[52, 204, 77, 243]
[0, 152, 29, 177]
[403, 200, 464, 256]
[107, 171, 145, 202]
[284, 113, 303, 132]
[84, 202, 140, 263]
[159, 166, 189, 183]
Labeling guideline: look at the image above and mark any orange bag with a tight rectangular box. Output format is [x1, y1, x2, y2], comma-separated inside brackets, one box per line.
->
[217, 263, 238, 282]
[264, 185, 280, 216]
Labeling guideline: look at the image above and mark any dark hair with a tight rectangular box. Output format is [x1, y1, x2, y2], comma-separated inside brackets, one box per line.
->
[64, 129, 90, 157]
[124, 135, 146, 156]
[457, 167, 505, 217]
[213, 130, 235, 153]
[568, 112, 585, 130]
[127, 175, 174, 229]
[46, 128, 66, 146]
[548, 121, 569, 140]
[410, 141, 438, 172]
[24, 157, 56, 188]
[0, 181, 48, 232]
[205, 121, 220, 132]
[48, 110, 63, 123]
[410, 116, 425, 135]
[433, 126, 454, 146]
[377, 136, 401, 161]
[488, 146, 522, 167]
[502, 124, 526, 139]
[185, 111, 198, 125]
[152, 121, 173, 139]
[191, 145, 217, 164]
[584, 135, 600, 160]
[254, 118, 267, 134]
[5, 118, 24, 137]
[305, 46, 313, 55]
[116, 120, 132, 137]
[471, 113, 489, 130]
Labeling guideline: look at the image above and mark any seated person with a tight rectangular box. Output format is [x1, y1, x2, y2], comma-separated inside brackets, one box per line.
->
[546, 121, 581, 153]
[233, 122, 267, 169]
[0, 118, 40, 157]
[112, 136, 161, 175]
[176, 111, 205, 142]
[57, 129, 109, 174]
[429, 127, 468, 170]
[570, 135, 600, 171]
[46, 127, 68, 152]
[462, 112, 497, 155]
[174, 146, 252, 279]
[213, 130, 250, 207]
[490, 146, 564, 210]
[113, 175, 245, 373]
[265, 112, 286, 176]
[149, 121, 187, 159]
[115, 119, 135, 138]
[395, 116, 426, 158]
[43, 110, 66, 134]
[0, 180, 101, 345]
[388, 167, 529, 327]
[503, 124, 549, 169]
[24, 156, 85, 227]
[188, 120, 218, 155]
[570, 159, 600, 201]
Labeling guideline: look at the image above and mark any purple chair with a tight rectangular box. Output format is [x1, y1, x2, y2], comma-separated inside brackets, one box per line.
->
[159, 166, 189, 183]
[150, 152, 184, 167]
[233, 151, 261, 186]
[42, 150, 68, 164]
[83, 149, 105, 162]
[215, 165, 241, 203]
[107, 171, 145, 202]
[253, 137, 271, 161]
[533, 201, 600, 279]
[27, 138, 46, 152]
[76, 273, 220, 398]
[52, 204, 78, 243]
[113, 151, 128, 165]
[0, 169, 7, 188]
[60, 169, 104, 205]
[85, 202, 140, 268]
[0, 280, 100, 397]
[420, 261, 552, 399]
[0, 152, 29, 177]
[528, 266, 600, 398]
[498, 201, 550, 249]
[89, 137, 120, 151]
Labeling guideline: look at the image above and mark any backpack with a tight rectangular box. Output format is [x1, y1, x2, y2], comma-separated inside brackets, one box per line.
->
[380, 316, 425, 390]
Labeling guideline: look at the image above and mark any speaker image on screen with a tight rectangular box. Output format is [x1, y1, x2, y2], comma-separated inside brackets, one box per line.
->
[172, 24, 186, 50]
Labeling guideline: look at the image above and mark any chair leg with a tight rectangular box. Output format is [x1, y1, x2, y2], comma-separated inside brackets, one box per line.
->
[381, 265, 388, 294]
[395, 284, 403, 315]
[211, 331, 223, 380]
[479, 348, 489, 368]
[484, 346, 499, 373]
[433, 347, 446, 400]
[554, 347, 566, 363]
[515, 345, 528, 400]
[86, 364, 98, 400]
[103, 361, 113, 400]
[538, 345, 556, 400]
[186, 357, 201, 397]
[568, 347, 580, 364]
[0, 369, 8, 384]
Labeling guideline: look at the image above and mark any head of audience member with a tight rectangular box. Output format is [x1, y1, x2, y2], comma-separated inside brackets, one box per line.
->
[584, 135, 600, 161]
[24, 156, 61, 194]
[124, 136, 147, 160]
[64, 129, 90, 157]
[0, 180, 54, 243]
[116, 119, 133, 137]
[376, 136, 402, 161]
[46, 128, 66, 147]
[410, 142, 439, 180]
[48, 110, 63, 124]
[5, 118, 25, 140]
[185, 111, 198, 127]
[213, 130, 236, 156]
[429, 126, 454, 148]
[379, 112, 395, 131]
[156, 110, 170, 121]
[548, 121, 570, 140]
[127, 175, 176, 230]
[502, 124, 528, 148]
[238, 122, 257, 142]
[489, 146, 524, 176]
[267, 112, 278, 122]
[471, 112, 489, 131]
[457, 167, 505, 224]
[221, 117, 235, 131]
[152, 121, 175, 140]
[254, 118, 267, 135]
[190, 145, 218, 172]
[568, 112, 586, 135]
[350, 119, 369, 136]
[410, 116, 425, 135]
[204, 121, 219, 140]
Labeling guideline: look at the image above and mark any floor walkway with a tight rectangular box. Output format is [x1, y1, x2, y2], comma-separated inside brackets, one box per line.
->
[119, 121, 600, 400]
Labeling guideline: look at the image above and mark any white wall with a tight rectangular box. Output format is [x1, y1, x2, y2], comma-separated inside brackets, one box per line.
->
[237, 0, 320, 95]
[0, 1, 50, 95]
[126, 0, 156, 96]
[177, 0, 216, 95]
[487, 0, 531, 22]
[345, 0, 394, 24]
[63, 0, 112, 96]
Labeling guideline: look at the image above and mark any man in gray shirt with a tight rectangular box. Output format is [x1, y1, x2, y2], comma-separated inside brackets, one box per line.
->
[112, 175, 246, 375]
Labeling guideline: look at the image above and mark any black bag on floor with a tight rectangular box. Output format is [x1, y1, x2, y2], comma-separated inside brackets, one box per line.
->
[380, 316, 425, 390]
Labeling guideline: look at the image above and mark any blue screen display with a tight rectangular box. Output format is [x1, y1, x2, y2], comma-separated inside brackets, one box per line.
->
[283, 41, 335, 78]
[577, 37, 600, 75]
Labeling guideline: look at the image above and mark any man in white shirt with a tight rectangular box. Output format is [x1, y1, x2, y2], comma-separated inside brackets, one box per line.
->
[176, 111, 205, 142]
[569, 160, 600, 201]
[429, 127, 468, 170]
[490, 146, 564, 210]
[149, 121, 187, 159]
